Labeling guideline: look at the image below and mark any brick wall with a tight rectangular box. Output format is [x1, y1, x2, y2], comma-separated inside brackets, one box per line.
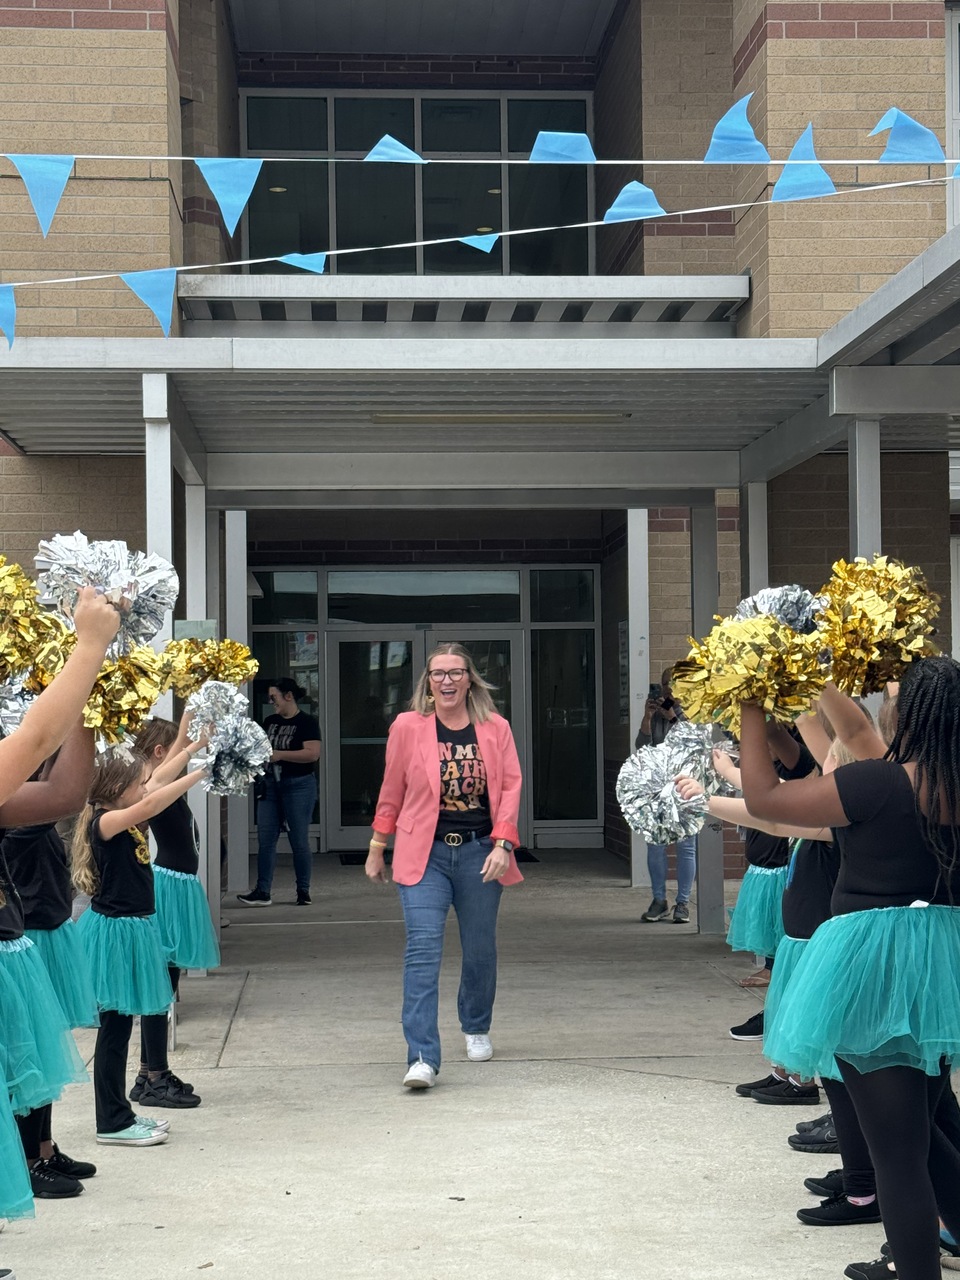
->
[238, 51, 596, 91]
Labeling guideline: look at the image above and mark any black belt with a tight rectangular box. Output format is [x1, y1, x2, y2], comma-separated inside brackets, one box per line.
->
[436, 826, 493, 847]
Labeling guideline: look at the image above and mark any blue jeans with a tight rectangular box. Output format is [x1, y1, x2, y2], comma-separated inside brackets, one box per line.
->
[396, 837, 502, 1073]
[647, 835, 697, 904]
[255, 774, 317, 894]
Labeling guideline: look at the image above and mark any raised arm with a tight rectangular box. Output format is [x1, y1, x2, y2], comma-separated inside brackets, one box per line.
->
[739, 702, 848, 829]
[794, 712, 833, 768]
[146, 738, 205, 791]
[676, 776, 832, 841]
[818, 683, 886, 760]
[97, 769, 206, 841]
[0, 722, 95, 827]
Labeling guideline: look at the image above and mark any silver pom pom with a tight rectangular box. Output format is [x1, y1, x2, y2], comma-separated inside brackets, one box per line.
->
[616, 744, 708, 845]
[186, 680, 271, 797]
[0, 675, 34, 738]
[661, 720, 737, 797]
[735, 585, 827, 635]
[35, 531, 179, 655]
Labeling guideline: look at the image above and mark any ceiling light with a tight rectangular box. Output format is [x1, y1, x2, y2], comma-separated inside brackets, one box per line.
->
[475, 226, 493, 233]
[487, 187, 502, 195]
[269, 186, 287, 193]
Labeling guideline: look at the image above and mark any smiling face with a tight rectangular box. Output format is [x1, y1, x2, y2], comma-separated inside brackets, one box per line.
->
[117, 763, 150, 809]
[268, 686, 298, 719]
[428, 653, 472, 720]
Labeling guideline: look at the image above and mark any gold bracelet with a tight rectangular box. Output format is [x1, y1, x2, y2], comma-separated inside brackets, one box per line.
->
[369, 838, 387, 849]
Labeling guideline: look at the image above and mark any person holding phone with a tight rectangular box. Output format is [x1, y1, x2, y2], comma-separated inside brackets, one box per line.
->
[635, 666, 696, 924]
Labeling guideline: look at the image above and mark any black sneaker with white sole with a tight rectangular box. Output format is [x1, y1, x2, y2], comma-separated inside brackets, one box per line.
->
[788, 1117, 840, 1154]
[672, 901, 690, 924]
[797, 1191, 882, 1226]
[804, 1169, 844, 1197]
[844, 1259, 896, 1280]
[45, 1145, 96, 1179]
[735, 1072, 781, 1097]
[729, 1011, 764, 1041]
[237, 888, 272, 906]
[640, 898, 670, 922]
[296, 889, 312, 906]
[796, 1110, 832, 1133]
[30, 1160, 83, 1199]
[752, 1079, 821, 1105]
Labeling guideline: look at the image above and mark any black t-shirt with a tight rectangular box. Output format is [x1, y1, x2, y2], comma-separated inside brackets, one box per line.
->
[745, 825, 790, 869]
[832, 758, 960, 915]
[0, 847, 24, 942]
[90, 812, 155, 919]
[264, 711, 321, 780]
[1, 823, 72, 931]
[435, 721, 492, 839]
[775, 739, 818, 782]
[781, 836, 841, 939]
[149, 795, 199, 875]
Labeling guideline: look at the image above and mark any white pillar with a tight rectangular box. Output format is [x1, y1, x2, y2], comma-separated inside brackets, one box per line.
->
[690, 502, 726, 936]
[224, 510, 249, 893]
[849, 419, 882, 558]
[740, 480, 769, 595]
[626, 508, 650, 890]
[205, 510, 223, 913]
[143, 375, 175, 719]
[181, 482, 214, 935]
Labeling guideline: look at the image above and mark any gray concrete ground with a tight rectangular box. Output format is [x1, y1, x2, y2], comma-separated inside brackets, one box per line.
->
[8, 851, 879, 1280]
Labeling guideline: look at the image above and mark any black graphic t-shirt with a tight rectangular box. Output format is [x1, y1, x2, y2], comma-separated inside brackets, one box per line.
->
[435, 721, 491, 839]
[264, 711, 321, 780]
[2, 823, 73, 931]
[90, 812, 155, 919]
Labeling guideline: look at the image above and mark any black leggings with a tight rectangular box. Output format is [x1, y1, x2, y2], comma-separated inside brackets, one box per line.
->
[839, 1058, 960, 1280]
[14, 1102, 52, 1162]
[94, 1010, 136, 1134]
[138, 966, 180, 1072]
[821, 1076, 877, 1198]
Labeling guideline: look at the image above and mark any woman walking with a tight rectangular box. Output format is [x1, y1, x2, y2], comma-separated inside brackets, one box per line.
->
[365, 643, 523, 1089]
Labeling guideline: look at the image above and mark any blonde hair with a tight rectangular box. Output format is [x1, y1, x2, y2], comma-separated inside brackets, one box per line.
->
[134, 716, 178, 760]
[878, 696, 898, 747]
[410, 643, 498, 723]
[71, 753, 148, 897]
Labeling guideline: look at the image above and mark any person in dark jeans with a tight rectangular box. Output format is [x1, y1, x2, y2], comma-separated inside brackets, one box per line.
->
[238, 679, 321, 908]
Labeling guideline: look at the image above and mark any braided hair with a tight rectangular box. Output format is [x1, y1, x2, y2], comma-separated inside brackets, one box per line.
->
[886, 656, 960, 894]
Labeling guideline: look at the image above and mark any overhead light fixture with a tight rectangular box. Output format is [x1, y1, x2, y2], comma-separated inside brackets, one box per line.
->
[487, 187, 502, 195]
[372, 412, 632, 425]
[475, 226, 494, 233]
[269, 186, 288, 193]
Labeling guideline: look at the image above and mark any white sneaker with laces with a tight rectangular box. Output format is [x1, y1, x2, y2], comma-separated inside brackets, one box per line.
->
[402, 1061, 437, 1089]
[465, 1034, 493, 1062]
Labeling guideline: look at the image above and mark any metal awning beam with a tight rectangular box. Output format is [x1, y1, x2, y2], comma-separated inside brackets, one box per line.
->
[208, 487, 725, 511]
[831, 366, 960, 416]
[739, 394, 848, 483]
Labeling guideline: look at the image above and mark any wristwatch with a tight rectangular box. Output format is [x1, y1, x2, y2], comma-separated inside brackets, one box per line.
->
[494, 839, 514, 853]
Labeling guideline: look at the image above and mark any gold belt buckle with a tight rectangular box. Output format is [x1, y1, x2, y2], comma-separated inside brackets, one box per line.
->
[444, 832, 463, 847]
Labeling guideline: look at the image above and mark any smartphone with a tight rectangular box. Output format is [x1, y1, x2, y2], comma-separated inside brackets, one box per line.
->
[649, 683, 662, 699]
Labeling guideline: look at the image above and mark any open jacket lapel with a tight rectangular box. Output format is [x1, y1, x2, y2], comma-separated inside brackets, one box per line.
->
[419, 712, 441, 800]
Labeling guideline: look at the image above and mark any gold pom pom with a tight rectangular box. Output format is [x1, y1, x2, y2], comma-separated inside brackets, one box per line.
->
[0, 556, 44, 678]
[672, 614, 829, 736]
[159, 637, 258, 700]
[82, 645, 165, 746]
[818, 555, 940, 695]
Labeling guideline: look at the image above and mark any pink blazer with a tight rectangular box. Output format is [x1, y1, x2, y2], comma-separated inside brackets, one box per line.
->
[372, 710, 524, 887]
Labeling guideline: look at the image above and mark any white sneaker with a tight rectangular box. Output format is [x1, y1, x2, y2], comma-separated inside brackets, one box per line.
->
[96, 1122, 168, 1147]
[465, 1034, 493, 1062]
[402, 1061, 437, 1089]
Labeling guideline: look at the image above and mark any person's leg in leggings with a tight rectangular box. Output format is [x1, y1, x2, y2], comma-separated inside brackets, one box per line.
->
[94, 1009, 136, 1134]
[139, 966, 178, 1080]
[15, 1105, 49, 1167]
[924, 1067, 960, 1243]
[839, 1058, 943, 1280]
[934, 1079, 960, 1154]
[821, 1075, 877, 1199]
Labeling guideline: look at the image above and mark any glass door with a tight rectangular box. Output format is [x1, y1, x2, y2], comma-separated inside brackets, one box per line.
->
[325, 632, 420, 849]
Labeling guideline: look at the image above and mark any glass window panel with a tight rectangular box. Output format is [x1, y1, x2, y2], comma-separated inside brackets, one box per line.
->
[250, 631, 321, 822]
[532, 630, 597, 821]
[246, 96, 328, 153]
[338, 640, 415, 826]
[335, 166, 416, 274]
[460, 639, 512, 719]
[509, 167, 588, 274]
[423, 163, 503, 275]
[335, 98, 415, 151]
[531, 570, 595, 622]
[327, 571, 520, 625]
[252, 571, 319, 625]
[421, 99, 501, 153]
[247, 162, 329, 275]
[507, 99, 588, 153]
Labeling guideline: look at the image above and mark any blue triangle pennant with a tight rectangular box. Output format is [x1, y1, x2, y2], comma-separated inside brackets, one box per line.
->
[458, 234, 499, 253]
[195, 157, 263, 236]
[529, 131, 597, 164]
[771, 124, 836, 203]
[0, 286, 14, 350]
[869, 108, 945, 163]
[363, 135, 427, 164]
[7, 153, 75, 237]
[602, 180, 666, 223]
[278, 252, 327, 273]
[704, 94, 770, 163]
[120, 268, 178, 337]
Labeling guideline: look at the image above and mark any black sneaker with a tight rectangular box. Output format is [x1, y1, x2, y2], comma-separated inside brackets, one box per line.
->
[237, 888, 272, 907]
[729, 1011, 764, 1041]
[797, 1191, 882, 1226]
[735, 1073, 781, 1097]
[804, 1169, 844, 1197]
[640, 898, 670, 922]
[752, 1079, 821, 1106]
[296, 889, 312, 906]
[672, 901, 690, 924]
[788, 1118, 840, 1154]
[46, 1145, 97, 1179]
[30, 1160, 84, 1199]
[139, 1071, 202, 1109]
[797, 1110, 832, 1133]
[844, 1259, 896, 1280]
[129, 1071, 148, 1102]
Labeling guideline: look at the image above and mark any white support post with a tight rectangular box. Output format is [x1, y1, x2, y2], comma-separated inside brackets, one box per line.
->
[740, 481, 769, 595]
[690, 503, 726, 936]
[143, 374, 175, 719]
[206, 510, 223, 915]
[848, 419, 882, 559]
[224, 510, 249, 893]
[182, 482, 214, 937]
[626, 509, 650, 890]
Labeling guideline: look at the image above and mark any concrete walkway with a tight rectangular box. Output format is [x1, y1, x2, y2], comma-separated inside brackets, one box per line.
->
[10, 851, 876, 1280]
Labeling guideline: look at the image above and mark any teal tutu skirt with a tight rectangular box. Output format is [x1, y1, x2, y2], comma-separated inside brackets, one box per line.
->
[726, 864, 788, 957]
[75, 910, 173, 1016]
[0, 936, 87, 1115]
[25, 919, 99, 1029]
[0, 1087, 32, 1220]
[762, 935, 807, 1064]
[154, 866, 220, 970]
[764, 905, 960, 1080]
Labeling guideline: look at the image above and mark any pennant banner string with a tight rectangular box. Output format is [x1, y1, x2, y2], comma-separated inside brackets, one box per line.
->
[0, 173, 949, 295]
[22, 152, 960, 166]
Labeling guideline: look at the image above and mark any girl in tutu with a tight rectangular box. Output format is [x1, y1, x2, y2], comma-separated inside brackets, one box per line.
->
[73, 748, 206, 1147]
[128, 714, 219, 1110]
[741, 657, 960, 1280]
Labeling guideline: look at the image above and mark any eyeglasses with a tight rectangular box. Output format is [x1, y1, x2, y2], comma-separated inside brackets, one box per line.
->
[428, 668, 468, 683]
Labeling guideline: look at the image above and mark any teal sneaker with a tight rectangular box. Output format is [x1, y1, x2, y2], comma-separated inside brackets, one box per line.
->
[134, 1115, 171, 1132]
[96, 1122, 168, 1147]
